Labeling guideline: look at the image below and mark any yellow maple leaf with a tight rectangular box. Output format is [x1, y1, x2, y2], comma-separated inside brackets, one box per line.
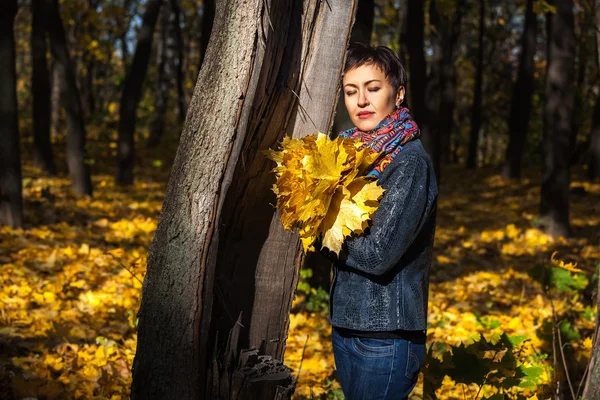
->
[550, 251, 583, 273]
[265, 133, 384, 254]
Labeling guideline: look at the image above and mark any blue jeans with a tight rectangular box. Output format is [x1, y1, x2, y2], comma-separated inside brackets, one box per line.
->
[332, 328, 425, 399]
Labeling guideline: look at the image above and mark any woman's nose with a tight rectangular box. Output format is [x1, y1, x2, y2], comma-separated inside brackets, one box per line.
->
[357, 90, 369, 108]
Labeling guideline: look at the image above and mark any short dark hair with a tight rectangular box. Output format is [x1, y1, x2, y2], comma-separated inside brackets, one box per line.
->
[343, 43, 407, 93]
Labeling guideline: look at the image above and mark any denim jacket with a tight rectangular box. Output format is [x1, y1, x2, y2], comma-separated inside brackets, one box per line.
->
[329, 139, 438, 332]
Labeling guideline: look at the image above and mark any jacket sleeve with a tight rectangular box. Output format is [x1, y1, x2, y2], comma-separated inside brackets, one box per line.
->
[343, 153, 430, 276]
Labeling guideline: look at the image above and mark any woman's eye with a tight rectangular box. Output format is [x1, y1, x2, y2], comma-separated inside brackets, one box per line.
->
[368, 87, 380, 92]
[345, 91, 356, 96]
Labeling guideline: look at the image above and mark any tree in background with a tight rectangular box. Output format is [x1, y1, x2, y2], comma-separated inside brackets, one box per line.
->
[31, 0, 57, 175]
[131, 0, 357, 397]
[405, 0, 446, 180]
[198, 0, 215, 72]
[502, 0, 537, 179]
[43, 0, 93, 196]
[78, 0, 100, 119]
[540, 0, 577, 238]
[172, 0, 185, 123]
[436, 0, 467, 167]
[117, 0, 164, 185]
[466, 0, 485, 169]
[147, 0, 182, 147]
[0, 0, 23, 228]
[589, 0, 600, 180]
[406, 0, 429, 159]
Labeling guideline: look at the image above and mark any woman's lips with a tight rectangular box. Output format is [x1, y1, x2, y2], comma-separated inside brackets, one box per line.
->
[357, 112, 374, 119]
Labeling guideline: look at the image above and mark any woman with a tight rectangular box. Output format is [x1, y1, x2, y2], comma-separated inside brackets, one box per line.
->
[328, 43, 438, 399]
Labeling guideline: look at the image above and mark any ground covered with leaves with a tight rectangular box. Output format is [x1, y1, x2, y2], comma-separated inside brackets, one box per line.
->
[1, 141, 599, 398]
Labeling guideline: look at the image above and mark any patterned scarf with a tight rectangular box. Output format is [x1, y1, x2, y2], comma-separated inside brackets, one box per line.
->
[338, 107, 420, 178]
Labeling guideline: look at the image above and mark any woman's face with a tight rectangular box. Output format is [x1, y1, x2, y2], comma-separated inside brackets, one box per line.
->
[343, 63, 405, 132]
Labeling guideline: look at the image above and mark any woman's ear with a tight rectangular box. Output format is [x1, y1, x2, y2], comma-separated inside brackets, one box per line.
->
[395, 86, 406, 107]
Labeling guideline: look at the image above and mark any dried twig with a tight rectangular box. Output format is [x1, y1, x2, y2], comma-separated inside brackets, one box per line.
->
[295, 334, 310, 383]
[105, 252, 143, 284]
[549, 294, 576, 400]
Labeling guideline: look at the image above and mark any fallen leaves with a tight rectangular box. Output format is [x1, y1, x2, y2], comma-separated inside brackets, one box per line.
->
[0, 171, 161, 399]
[1, 145, 598, 399]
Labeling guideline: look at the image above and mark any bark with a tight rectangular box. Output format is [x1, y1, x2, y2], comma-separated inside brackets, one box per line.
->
[31, 0, 57, 174]
[502, 0, 537, 179]
[131, 1, 357, 398]
[332, 0, 374, 135]
[0, 0, 23, 228]
[466, 0, 485, 169]
[589, 0, 600, 180]
[44, 0, 93, 195]
[584, 332, 600, 400]
[116, 0, 164, 185]
[198, 0, 215, 71]
[438, 0, 466, 166]
[540, 0, 576, 238]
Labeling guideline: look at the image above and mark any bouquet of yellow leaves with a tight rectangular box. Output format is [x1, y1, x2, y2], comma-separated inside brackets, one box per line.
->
[264, 132, 385, 255]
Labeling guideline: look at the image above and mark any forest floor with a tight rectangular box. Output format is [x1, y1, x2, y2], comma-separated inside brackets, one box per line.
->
[0, 135, 599, 399]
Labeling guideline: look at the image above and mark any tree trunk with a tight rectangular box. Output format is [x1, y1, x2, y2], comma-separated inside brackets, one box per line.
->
[406, 0, 426, 126]
[146, 5, 175, 148]
[131, 1, 357, 398]
[591, 94, 600, 180]
[198, 0, 215, 72]
[31, 0, 57, 175]
[171, 0, 186, 123]
[50, 60, 61, 136]
[466, 0, 485, 169]
[44, 0, 93, 195]
[332, 0, 374, 134]
[116, 0, 163, 185]
[502, 0, 536, 179]
[589, 0, 600, 180]
[79, 1, 98, 118]
[80, 55, 96, 118]
[398, 1, 409, 79]
[147, 0, 184, 147]
[407, 0, 440, 179]
[540, 0, 576, 238]
[584, 329, 600, 400]
[406, 0, 440, 178]
[438, 0, 466, 166]
[571, 8, 592, 161]
[424, 0, 443, 181]
[0, 0, 23, 228]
